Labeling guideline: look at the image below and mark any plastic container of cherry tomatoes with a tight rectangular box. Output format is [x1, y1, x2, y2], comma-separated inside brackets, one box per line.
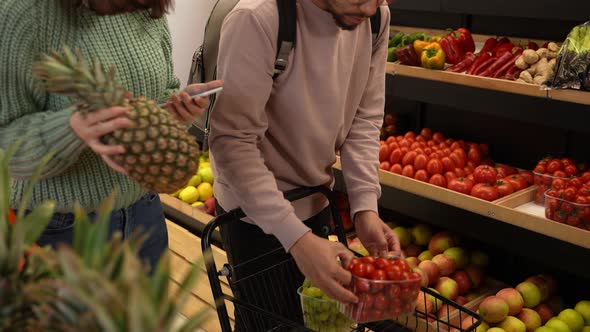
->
[298, 286, 355, 331]
[534, 172, 571, 205]
[340, 258, 421, 323]
[544, 191, 590, 230]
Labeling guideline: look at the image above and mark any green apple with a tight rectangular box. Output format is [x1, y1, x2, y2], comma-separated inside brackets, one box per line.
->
[393, 226, 412, 248]
[546, 318, 573, 332]
[498, 316, 527, 332]
[411, 224, 433, 246]
[534, 327, 557, 332]
[558, 309, 585, 332]
[516, 282, 542, 308]
[574, 300, 590, 325]
[444, 247, 470, 269]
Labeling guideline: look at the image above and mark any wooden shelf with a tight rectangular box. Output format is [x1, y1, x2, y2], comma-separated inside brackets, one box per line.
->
[333, 157, 590, 249]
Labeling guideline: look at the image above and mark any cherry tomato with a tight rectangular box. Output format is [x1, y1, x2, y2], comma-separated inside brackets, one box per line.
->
[575, 195, 588, 204]
[380, 161, 391, 170]
[374, 258, 391, 270]
[561, 158, 576, 166]
[361, 256, 376, 264]
[426, 158, 444, 175]
[352, 263, 369, 277]
[415, 170, 429, 182]
[568, 177, 583, 189]
[394, 259, 412, 273]
[355, 278, 371, 293]
[560, 201, 574, 214]
[473, 165, 497, 185]
[414, 154, 428, 170]
[554, 170, 567, 178]
[554, 211, 567, 223]
[359, 293, 375, 309]
[448, 177, 475, 195]
[471, 183, 500, 201]
[384, 265, 403, 280]
[496, 180, 515, 198]
[347, 258, 360, 271]
[547, 160, 563, 174]
[566, 216, 581, 227]
[504, 175, 528, 191]
[552, 178, 566, 190]
[374, 293, 389, 310]
[534, 165, 546, 174]
[519, 171, 534, 185]
[563, 187, 577, 201]
[429, 174, 447, 188]
[390, 163, 403, 174]
[386, 284, 401, 299]
[402, 165, 415, 178]
[402, 151, 418, 166]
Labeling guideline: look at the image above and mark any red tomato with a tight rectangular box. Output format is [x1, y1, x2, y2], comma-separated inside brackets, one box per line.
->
[473, 165, 498, 185]
[554, 170, 567, 178]
[386, 284, 401, 298]
[352, 263, 369, 277]
[454, 168, 466, 178]
[479, 143, 490, 157]
[379, 145, 391, 162]
[467, 173, 475, 182]
[361, 256, 376, 264]
[560, 201, 574, 214]
[547, 160, 563, 173]
[534, 165, 546, 174]
[347, 258, 360, 271]
[464, 166, 474, 175]
[432, 132, 445, 143]
[389, 148, 403, 165]
[7, 209, 16, 225]
[561, 158, 576, 166]
[481, 158, 495, 167]
[390, 164, 403, 174]
[429, 174, 447, 188]
[438, 142, 448, 150]
[394, 259, 412, 273]
[442, 148, 452, 156]
[404, 131, 416, 139]
[399, 139, 411, 148]
[519, 171, 534, 185]
[504, 175, 528, 191]
[380, 161, 391, 170]
[427, 140, 436, 147]
[450, 152, 466, 169]
[374, 258, 391, 270]
[385, 136, 396, 145]
[450, 142, 461, 151]
[581, 172, 590, 184]
[410, 142, 421, 150]
[414, 148, 425, 155]
[441, 157, 455, 173]
[359, 293, 375, 309]
[468, 147, 482, 164]
[449, 177, 475, 194]
[563, 187, 577, 201]
[415, 170, 429, 182]
[400, 147, 409, 155]
[496, 180, 515, 197]
[355, 278, 371, 293]
[414, 154, 428, 170]
[568, 177, 583, 189]
[566, 216, 581, 227]
[402, 151, 417, 166]
[471, 183, 500, 201]
[444, 171, 457, 183]
[402, 165, 415, 178]
[416, 135, 426, 143]
[495, 167, 507, 179]
[369, 269, 387, 282]
[420, 128, 432, 140]
[552, 178, 566, 190]
[396, 135, 404, 141]
[426, 158, 444, 175]
[575, 195, 588, 204]
[446, 138, 454, 146]
[388, 142, 399, 151]
[565, 164, 579, 177]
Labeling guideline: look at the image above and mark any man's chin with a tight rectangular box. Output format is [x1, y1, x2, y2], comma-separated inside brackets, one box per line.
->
[332, 15, 364, 31]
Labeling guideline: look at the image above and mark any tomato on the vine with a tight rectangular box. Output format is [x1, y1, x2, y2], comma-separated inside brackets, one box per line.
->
[473, 165, 497, 184]
[496, 180, 515, 198]
[448, 177, 474, 194]
[471, 183, 500, 201]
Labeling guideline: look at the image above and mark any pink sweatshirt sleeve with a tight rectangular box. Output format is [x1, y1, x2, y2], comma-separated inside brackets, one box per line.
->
[339, 7, 390, 219]
[208, 9, 310, 251]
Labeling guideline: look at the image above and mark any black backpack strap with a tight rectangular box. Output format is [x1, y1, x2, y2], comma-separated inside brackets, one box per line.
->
[274, 0, 297, 79]
[370, 7, 382, 43]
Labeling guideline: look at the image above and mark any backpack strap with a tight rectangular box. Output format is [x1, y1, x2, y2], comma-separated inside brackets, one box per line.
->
[274, 0, 297, 79]
[370, 7, 382, 43]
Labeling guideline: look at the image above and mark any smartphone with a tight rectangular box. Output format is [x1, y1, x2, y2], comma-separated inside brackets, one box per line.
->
[158, 86, 223, 107]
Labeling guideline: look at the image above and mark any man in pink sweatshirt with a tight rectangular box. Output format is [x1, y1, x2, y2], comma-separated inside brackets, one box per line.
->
[209, 0, 401, 328]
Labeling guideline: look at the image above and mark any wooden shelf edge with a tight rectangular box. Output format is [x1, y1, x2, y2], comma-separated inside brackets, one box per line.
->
[333, 158, 590, 249]
[160, 194, 213, 227]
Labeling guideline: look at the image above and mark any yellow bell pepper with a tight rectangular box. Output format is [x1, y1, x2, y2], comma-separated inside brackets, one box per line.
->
[413, 39, 431, 58]
[430, 35, 444, 42]
[421, 42, 446, 70]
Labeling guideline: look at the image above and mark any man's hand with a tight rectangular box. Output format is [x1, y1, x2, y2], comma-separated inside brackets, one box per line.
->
[165, 80, 223, 123]
[290, 232, 358, 304]
[354, 211, 402, 257]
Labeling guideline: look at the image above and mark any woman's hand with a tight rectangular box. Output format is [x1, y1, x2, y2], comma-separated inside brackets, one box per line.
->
[165, 80, 224, 124]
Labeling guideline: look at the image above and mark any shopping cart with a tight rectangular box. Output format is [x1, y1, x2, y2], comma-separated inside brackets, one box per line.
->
[201, 186, 482, 332]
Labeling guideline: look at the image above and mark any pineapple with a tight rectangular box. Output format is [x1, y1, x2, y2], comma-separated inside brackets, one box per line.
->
[32, 47, 200, 194]
[0, 141, 55, 331]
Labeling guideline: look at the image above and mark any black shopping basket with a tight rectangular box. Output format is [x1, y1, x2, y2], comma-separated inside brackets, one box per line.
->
[201, 186, 482, 332]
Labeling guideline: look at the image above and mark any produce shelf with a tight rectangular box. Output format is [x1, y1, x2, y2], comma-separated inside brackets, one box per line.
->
[333, 157, 590, 250]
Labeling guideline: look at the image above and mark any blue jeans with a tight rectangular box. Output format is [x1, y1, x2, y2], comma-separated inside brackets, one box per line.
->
[36, 192, 168, 273]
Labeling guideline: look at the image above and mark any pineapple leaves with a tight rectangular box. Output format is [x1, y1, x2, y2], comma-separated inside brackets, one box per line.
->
[16, 152, 54, 220]
[23, 200, 56, 245]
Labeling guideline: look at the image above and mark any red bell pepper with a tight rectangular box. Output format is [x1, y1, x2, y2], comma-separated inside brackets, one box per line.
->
[480, 38, 498, 54]
[527, 41, 539, 50]
[439, 35, 464, 65]
[468, 52, 492, 75]
[490, 37, 511, 54]
[445, 52, 476, 73]
[494, 43, 515, 57]
[492, 47, 524, 78]
[454, 28, 476, 53]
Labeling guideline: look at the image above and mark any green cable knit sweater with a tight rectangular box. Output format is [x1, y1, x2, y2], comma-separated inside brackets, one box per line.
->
[0, 0, 180, 213]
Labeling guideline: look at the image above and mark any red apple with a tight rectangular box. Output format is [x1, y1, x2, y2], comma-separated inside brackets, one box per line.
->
[465, 265, 485, 289]
[518, 308, 542, 332]
[405, 244, 422, 258]
[435, 277, 459, 300]
[456, 296, 469, 305]
[419, 260, 441, 286]
[416, 291, 435, 315]
[428, 232, 457, 255]
[496, 288, 525, 316]
[204, 197, 216, 215]
[413, 267, 430, 287]
[451, 270, 472, 295]
[406, 257, 421, 268]
[534, 303, 555, 324]
[479, 296, 510, 323]
[432, 254, 457, 276]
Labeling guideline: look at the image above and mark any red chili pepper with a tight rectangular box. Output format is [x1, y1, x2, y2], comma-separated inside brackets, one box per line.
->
[527, 41, 539, 50]
[504, 65, 522, 81]
[7, 209, 16, 225]
[494, 43, 515, 57]
[439, 35, 464, 65]
[492, 47, 523, 78]
[454, 28, 476, 53]
[467, 52, 492, 75]
[490, 38, 511, 54]
[480, 38, 498, 54]
[445, 52, 476, 73]
[479, 50, 517, 77]
[541, 41, 550, 48]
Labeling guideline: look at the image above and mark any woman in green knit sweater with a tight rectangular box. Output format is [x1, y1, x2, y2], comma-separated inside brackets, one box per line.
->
[0, 0, 222, 271]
